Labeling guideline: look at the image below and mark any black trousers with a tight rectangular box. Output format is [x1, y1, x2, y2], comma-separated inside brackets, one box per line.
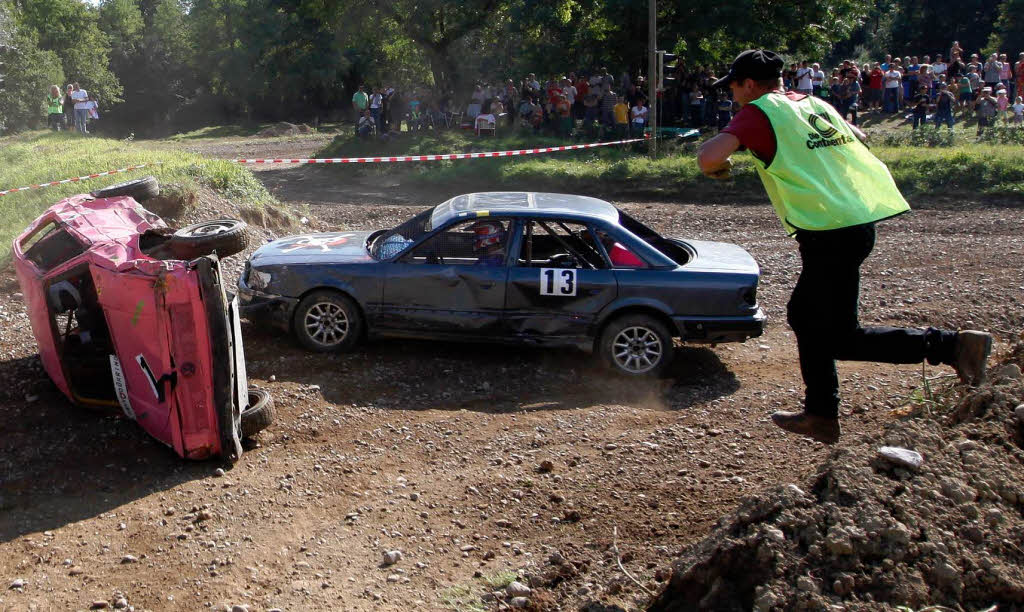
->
[787, 223, 956, 418]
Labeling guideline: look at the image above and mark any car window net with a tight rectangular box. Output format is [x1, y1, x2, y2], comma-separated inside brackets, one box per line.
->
[373, 207, 435, 259]
[406, 219, 510, 266]
[22, 223, 87, 273]
[517, 220, 606, 269]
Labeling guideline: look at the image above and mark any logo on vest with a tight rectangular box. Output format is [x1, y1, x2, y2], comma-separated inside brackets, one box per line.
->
[805, 112, 853, 149]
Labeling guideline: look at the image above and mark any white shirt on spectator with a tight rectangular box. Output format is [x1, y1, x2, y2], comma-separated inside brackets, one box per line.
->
[796, 68, 813, 90]
[811, 70, 825, 86]
[72, 89, 89, 110]
[631, 104, 647, 123]
[369, 93, 382, 109]
[884, 70, 901, 88]
[932, 62, 947, 76]
[562, 85, 576, 105]
[1013, 102, 1024, 117]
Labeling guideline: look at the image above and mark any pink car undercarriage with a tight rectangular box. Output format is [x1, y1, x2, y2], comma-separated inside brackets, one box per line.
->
[12, 190, 265, 462]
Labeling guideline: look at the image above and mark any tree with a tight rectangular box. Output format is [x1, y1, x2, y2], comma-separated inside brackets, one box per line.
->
[0, 28, 65, 132]
[988, 0, 1024, 56]
[14, 0, 122, 106]
[373, 0, 505, 94]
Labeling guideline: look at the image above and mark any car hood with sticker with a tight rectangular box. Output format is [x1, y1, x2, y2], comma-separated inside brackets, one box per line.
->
[250, 231, 376, 265]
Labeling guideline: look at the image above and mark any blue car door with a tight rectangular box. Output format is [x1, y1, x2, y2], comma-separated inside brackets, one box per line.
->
[504, 218, 617, 340]
[377, 218, 510, 336]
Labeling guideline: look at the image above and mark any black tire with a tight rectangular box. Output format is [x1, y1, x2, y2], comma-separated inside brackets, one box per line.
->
[169, 219, 249, 259]
[90, 175, 160, 202]
[241, 388, 275, 437]
[293, 290, 364, 353]
[598, 314, 674, 377]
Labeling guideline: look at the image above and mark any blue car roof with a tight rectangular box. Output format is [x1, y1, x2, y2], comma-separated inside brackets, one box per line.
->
[431, 192, 620, 227]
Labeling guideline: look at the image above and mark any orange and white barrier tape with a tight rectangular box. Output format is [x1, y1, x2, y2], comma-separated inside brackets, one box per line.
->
[0, 163, 163, 197]
[0, 137, 646, 197]
[231, 137, 646, 164]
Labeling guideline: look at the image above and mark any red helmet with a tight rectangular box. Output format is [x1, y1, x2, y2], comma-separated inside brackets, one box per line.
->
[470, 221, 505, 251]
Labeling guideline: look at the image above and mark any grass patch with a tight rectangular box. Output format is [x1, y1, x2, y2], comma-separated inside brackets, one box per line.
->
[482, 570, 519, 590]
[0, 130, 275, 261]
[439, 584, 486, 612]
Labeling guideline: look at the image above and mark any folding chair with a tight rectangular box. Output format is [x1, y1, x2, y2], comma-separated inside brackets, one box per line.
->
[445, 110, 463, 129]
[475, 114, 497, 136]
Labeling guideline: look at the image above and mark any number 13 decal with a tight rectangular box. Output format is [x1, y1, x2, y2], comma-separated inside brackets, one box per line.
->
[540, 268, 577, 296]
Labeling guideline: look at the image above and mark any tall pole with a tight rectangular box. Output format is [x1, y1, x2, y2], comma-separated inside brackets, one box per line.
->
[648, 0, 657, 157]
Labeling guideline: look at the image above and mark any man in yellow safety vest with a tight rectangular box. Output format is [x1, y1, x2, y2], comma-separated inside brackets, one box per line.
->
[697, 49, 993, 444]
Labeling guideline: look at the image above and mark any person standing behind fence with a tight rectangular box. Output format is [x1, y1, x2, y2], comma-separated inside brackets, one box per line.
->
[62, 85, 75, 131]
[351, 85, 368, 122]
[46, 85, 64, 131]
[600, 86, 617, 133]
[71, 83, 90, 134]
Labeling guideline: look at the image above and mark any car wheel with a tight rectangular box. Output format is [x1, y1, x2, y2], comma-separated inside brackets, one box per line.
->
[169, 219, 249, 259]
[293, 290, 364, 352]
[241, 388, 275, 437]
[90, 175, 160, 202]
[598, 314, 673, 377]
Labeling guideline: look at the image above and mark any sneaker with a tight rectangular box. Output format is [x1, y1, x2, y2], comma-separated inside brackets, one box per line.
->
[953, 330, 993, 386]
[770, 411, 841, 444]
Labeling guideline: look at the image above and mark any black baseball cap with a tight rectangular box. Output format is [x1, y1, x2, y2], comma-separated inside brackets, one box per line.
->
[712, 49, 785, 88]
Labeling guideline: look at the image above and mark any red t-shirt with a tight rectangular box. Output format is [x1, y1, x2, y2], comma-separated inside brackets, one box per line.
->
[869, 69, 884, 89]
[721, 91, 806, 166]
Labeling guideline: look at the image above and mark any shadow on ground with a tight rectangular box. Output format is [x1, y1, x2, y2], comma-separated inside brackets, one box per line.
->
[0, 355, 221, 544]
[242, 322, 740, 415]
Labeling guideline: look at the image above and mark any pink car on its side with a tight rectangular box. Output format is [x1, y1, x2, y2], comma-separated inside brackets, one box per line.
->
[12, 176, 273, 463]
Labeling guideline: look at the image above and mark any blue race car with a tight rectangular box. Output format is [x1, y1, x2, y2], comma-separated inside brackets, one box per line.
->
[238, 192, 764, 376]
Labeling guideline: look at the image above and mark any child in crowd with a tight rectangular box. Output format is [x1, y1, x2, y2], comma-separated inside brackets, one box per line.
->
[1012, 97, 1024, 125]
[996, 88, 1009, 124]
[911, 86, 929, 129]
[629, 97, 647, 137]
[716, 91, 732, 130]
[357, 109, 374, 138]
[613, 96, 630, 138]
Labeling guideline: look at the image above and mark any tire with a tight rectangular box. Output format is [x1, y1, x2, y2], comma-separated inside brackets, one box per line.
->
[241, 388, 275, 437]
[598, 314, 674, 377]
[169, 219, 249, 259]
[90, 175, 160, 202]
[293, 290, 364, 353]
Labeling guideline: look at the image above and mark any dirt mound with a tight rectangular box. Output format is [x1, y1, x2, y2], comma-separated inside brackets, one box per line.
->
[257, 121, 313, 137]
[648, 342, 1024, 612]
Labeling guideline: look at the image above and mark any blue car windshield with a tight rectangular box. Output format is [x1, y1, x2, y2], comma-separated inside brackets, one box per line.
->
[371, 207, 435, 260]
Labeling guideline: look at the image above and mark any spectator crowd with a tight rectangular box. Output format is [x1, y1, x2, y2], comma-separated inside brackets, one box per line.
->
[343, 41, 1024, 141]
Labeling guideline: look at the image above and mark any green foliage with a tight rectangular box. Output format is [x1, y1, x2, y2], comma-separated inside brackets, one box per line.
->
[989, 0, 1024, 53]
[482, 570, 519, 590]
[0, 30, 65, 133]
[16, 0, 122, 106]
[0, 130, 274, 260]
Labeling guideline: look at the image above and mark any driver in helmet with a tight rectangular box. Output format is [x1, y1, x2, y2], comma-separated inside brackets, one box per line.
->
[469, 220, 506, 266]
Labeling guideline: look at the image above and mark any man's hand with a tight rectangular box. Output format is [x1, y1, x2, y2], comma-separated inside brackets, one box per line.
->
[704, 158, 733, 179]
[697, 132, 741, 179]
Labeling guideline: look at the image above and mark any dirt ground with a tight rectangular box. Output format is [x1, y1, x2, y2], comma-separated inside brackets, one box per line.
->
[1, 136, 1023, 612]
